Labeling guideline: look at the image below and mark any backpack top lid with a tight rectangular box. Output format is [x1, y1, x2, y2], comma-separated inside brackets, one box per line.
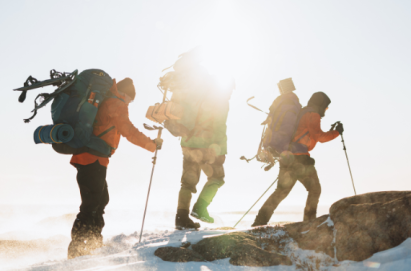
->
[277, 78, 296, 95]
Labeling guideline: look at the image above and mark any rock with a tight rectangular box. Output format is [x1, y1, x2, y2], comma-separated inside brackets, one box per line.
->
[250, 191, 411, 262]
[154, 191, 411, 265]
[191, 232, 254, 261]
[154, 247, 205, 262]
[230, 245, 292, 266]
[330, 191, 411, 261]
[192, 232, 292, 266]
[283, 214, 335, 258]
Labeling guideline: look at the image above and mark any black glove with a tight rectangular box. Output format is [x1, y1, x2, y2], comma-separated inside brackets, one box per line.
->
[336, 123, 344, 135]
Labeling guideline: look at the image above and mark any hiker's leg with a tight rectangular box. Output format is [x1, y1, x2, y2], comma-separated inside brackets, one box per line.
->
[192, 154, 226, 223]
[68, 161, 107, 259]
[299, 163, 321, 222]
[91, 180, 109, 249]
[198, 154, 226, 204]
[176, 148, 202, 229]
[253, 163, 297, 226]
[177, 148, 201, 212]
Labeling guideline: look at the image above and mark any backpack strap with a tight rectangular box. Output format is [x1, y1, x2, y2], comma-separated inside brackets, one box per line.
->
[287, 107, 316, 152]
[294, 131, 309, 143]
[97, 126, 115, 138]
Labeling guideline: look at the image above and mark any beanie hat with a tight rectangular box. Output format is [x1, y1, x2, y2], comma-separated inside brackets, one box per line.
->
[307, 92, 331, 118]
[117, 78, 135, 100]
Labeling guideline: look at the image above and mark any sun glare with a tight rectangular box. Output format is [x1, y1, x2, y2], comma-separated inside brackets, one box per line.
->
[198, 0, 257, 87]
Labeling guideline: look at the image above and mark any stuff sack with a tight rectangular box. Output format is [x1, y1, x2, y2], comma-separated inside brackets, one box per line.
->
[15, 69, 115, 157]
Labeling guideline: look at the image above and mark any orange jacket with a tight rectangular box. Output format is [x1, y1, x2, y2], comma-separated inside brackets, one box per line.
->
[292, 112, 339, 156]
[71, 79, 156, 167]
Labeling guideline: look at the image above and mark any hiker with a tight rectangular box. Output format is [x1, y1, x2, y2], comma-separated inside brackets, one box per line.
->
[252, 92, 343, 226]
[152, 48, 233, 230]
[68, 78, 162, 258]
[175, 79, 233, 230]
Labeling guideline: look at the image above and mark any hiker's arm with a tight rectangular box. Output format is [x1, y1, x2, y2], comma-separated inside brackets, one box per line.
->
[308, 113, 339, 143]
[112, 103, 156, 152]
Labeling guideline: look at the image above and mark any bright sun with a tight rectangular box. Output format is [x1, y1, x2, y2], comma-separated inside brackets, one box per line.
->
[198, 0, 257, 83]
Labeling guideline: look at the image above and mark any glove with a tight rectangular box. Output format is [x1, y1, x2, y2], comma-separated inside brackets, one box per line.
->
[336, 123, 344, 135]
[153, 138, 163, 150]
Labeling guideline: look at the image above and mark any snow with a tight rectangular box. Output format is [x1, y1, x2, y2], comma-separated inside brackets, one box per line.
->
[317, 216, 334, 228]
[1, 208, 411, 271]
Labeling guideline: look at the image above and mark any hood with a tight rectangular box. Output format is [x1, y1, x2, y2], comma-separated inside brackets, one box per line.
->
[307, 92, 331, 118]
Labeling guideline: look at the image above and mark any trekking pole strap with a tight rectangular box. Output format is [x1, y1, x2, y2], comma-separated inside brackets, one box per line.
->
[233, 175, 279, 228]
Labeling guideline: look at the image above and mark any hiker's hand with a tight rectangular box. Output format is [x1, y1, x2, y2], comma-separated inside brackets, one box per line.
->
[336, 123, 344, 135]
[154, 138, 163, 150]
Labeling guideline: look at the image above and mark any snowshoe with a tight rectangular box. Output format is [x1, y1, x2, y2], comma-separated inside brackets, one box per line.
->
[14, 70, 77, 104]
[190, 199, 214, 223]
[175, 209, 200, 230]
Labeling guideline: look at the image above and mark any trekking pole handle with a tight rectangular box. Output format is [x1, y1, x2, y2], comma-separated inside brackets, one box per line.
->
[329, 121, 341, 132]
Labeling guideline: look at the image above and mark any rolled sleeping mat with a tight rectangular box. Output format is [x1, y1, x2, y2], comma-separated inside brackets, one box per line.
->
[34, 124, 74, 144]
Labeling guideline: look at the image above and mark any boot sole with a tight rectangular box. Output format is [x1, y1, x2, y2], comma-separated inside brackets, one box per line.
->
[190, 211, 214, 223]
[175, 226, 200, 231]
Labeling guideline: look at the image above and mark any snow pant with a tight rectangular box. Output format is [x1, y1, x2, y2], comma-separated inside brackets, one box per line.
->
[68, 160, 109, 259]
[257, 155, 321, 222]
[177, 147, 226, 211]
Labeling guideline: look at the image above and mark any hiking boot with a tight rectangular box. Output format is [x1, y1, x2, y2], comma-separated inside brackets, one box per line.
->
[175, 209, 200, 230]
[68, 239, 88, 259]
[251, 208, 271, 227]
[251, 218, 268, 227]
[68, 217, 104, 259]
[191, 198, 214, 223]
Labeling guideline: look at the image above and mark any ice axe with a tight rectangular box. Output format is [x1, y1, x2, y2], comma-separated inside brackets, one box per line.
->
[330, 121, 357, 195]
[139, 123, 163, 243]
[246, 96, 268, 115]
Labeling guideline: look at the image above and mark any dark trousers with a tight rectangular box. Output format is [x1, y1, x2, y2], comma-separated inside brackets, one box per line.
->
[258, 155, 321, 222]
[68, 161, 109, 258]
[178, 147, 226, 211]
[75, 160, 109, 228]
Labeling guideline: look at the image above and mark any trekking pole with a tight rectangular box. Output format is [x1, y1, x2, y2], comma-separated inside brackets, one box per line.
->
[233, 176, 279, 228]
[341, 133, 356, 195]
[331, 121, 356, 195]
[139, 125, 163, 243]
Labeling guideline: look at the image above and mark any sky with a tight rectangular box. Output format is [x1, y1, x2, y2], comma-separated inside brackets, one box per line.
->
[1, 0, 411, 221]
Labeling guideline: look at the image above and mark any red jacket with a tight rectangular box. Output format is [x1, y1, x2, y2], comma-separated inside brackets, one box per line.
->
[292, 112, 339, 155]
[71, 80, 156, 167]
